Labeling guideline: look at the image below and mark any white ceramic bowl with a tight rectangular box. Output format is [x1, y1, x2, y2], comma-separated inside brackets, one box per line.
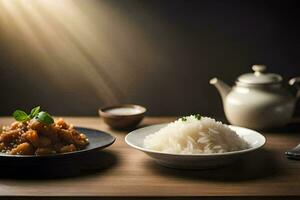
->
[125, 124, 266, 169]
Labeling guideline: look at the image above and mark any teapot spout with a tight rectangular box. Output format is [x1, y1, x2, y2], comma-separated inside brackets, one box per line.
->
[210, 78, 231, 102]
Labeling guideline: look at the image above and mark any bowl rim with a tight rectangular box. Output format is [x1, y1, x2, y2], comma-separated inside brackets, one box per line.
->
[99, 104, 147, 118]
[125, 123, 266, 157]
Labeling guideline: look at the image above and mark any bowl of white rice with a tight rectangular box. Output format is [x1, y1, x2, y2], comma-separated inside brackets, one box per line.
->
[125, 115, 266, 169]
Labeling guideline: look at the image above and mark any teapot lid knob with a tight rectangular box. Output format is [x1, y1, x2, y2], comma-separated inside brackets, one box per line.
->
[252, 65, 266, 75]
[237, 64, 282, 85]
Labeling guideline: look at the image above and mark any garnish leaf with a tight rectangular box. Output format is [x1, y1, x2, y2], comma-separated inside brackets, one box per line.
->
[194, 114, 202, 120]
[30, 106, 40, 118]
[12, 106, 54, 125]
[13, 110, 30, 122]
[181, 117, 187, 121]
[35, 111, 54, 125]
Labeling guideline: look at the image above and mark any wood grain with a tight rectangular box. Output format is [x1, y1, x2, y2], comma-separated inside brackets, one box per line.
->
[0, 116, 300, 199]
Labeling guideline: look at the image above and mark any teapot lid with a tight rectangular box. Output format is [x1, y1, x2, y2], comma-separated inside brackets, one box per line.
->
[237, 65, 282, 85]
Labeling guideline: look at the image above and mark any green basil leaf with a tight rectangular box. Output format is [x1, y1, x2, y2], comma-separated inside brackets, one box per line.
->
[13, 110, 30, 122]
[30, 106, 40, 118]
[194, 114, 202, 120]
[35, 111, 54, 125]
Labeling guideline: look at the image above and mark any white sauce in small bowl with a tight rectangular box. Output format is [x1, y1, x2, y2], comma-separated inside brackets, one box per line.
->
[106, 107, 142, 116]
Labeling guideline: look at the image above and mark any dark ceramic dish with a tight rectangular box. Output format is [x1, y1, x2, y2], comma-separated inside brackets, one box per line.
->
[99, 104, 146, 130]
[0, 127, 116, 162]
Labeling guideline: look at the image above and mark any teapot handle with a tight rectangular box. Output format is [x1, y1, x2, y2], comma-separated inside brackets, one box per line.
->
[289, 77, 300, 98]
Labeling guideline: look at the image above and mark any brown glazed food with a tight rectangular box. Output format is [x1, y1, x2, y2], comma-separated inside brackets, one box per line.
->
[0, 118, 89, 155]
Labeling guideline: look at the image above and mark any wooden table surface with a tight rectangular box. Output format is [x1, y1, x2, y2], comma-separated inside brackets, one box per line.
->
[0, 116, 300, 200]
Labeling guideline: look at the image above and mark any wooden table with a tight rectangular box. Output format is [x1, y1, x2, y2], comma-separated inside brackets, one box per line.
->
[0, 117, 300, 200]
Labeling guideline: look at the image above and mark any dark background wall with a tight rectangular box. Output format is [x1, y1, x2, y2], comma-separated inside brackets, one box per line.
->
[0, 0, 299, 117]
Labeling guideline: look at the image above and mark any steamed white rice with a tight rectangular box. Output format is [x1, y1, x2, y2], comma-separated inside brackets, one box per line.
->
[144, 115, 249, 154]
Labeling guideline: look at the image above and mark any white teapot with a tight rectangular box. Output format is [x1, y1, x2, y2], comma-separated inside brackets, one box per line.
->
[210, 65, 300, 129]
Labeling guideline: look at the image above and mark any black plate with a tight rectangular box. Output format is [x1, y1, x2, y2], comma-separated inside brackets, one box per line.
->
[0, 127, 116, 161]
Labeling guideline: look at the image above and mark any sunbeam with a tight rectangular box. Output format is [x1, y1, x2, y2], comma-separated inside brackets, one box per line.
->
[0, 0, 127, 105]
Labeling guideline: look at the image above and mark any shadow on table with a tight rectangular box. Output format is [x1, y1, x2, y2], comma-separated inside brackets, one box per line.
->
[145, 148, 283, 182]
[0, 150, 119, 179]
[264, 121, 300, 134]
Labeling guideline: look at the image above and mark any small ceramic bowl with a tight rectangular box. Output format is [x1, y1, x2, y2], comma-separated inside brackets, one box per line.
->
[99, 104, 146, 130]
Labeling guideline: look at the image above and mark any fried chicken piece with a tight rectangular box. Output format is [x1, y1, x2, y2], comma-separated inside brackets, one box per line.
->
[10, 142, 34, 155]
[24, 130, 39, 147]
[0, 130, 20, 144]
[60, 144, 76, 153]
[35, 147, 56, 155]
